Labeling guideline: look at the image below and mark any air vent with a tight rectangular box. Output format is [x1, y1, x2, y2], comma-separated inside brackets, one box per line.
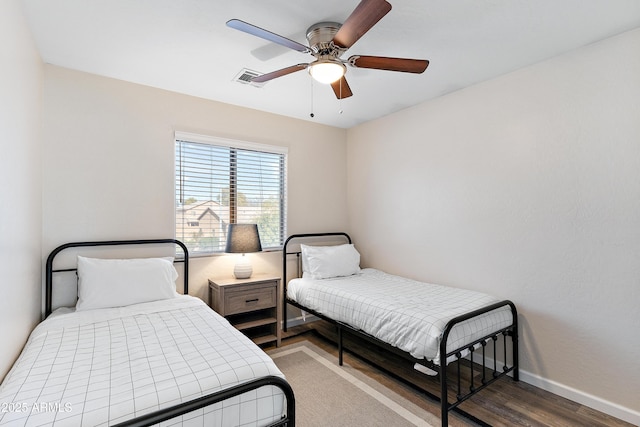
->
[233, 68, 266, 88]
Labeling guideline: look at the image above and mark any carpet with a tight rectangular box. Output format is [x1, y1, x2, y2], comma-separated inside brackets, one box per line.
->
[268, 342, 439, 427]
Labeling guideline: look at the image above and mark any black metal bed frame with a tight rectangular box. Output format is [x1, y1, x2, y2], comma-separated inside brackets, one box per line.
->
[282, 232, 518, 427]
[45, 238, 295, 427]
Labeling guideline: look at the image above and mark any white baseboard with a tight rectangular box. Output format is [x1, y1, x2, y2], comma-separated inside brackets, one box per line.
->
[475, 353, 639, 425]
[518, 369, 640, 426]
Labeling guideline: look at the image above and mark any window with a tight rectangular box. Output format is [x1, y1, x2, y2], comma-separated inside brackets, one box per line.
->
[175, 132, 287, 255]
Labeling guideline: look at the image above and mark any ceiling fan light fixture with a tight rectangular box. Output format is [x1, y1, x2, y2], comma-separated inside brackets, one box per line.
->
[228, 0, 427, 100]
[309, 59, 346, 84]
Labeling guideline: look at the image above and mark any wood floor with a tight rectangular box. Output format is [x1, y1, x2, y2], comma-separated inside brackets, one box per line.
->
[266, 320, 633, 427]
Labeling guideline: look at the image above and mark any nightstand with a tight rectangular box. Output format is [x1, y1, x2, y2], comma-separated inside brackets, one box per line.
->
[208, 274, 281, 347]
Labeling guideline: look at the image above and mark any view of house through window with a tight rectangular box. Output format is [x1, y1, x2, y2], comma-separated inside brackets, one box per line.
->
[175, 133, 287, 255]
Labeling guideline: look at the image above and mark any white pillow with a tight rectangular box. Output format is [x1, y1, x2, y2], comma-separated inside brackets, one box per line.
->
[300, 244, 361, 280]
[76, 256, 179, 311]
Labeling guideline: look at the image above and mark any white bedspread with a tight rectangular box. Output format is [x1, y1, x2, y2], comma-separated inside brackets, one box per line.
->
[288, 268, 513, 365]
[0, 296, 285, 426]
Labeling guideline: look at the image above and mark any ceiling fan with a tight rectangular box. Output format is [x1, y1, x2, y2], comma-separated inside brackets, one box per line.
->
[226, 0, 429, 99]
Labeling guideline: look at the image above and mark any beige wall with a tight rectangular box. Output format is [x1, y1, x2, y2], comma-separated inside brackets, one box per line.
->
[347, 28, 640, 423]
[42, 65, 348, 304]
[0, 0, 43, 380]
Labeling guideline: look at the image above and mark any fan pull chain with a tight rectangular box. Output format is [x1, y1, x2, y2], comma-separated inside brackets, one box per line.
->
[309, 78, 315, 118]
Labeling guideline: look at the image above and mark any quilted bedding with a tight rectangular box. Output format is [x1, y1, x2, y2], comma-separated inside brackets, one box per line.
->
[287, 268, 513, 365]
[0, 295, 285, 426]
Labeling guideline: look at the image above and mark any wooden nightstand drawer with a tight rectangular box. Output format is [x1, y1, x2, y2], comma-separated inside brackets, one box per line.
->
[225, 285, 276, 315]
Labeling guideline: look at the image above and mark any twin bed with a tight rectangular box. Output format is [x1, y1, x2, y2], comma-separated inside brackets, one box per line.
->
[1, 234, 517, 426]
[0, 239, 294, 427]
[282, 232, 519, 427]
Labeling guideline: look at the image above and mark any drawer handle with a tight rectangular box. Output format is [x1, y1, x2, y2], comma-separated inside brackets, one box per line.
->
[245, 298, 259, 303]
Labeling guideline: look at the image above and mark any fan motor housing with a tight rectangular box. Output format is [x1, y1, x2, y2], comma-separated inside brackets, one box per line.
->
[306, 22, 344, 56]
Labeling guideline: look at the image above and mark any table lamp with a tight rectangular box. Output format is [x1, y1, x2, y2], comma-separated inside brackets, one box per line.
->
[225, 224, 262, 279]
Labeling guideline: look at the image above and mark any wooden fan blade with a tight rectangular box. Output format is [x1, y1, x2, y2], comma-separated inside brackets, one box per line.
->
[227, 19, 310, 53]
[332, 0, 392, 49]
[251, 64, 308, 83]
[330, 76, 353, 99]
[349, 55, 429, 73]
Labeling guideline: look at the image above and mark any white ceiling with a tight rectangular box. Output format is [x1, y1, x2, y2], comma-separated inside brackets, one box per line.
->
[22, 0, 640, 128]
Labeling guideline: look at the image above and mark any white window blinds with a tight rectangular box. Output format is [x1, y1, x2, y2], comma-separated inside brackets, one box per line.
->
[175, 132, 287, 254]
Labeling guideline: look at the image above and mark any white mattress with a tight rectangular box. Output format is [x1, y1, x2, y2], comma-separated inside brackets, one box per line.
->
[288, 268, 513, 365]
[0, 295, 286, 426]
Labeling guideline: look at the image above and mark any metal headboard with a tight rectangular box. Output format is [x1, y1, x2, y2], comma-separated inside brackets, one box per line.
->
[45, 239, 189, 318]
[281, 232, 351, 330]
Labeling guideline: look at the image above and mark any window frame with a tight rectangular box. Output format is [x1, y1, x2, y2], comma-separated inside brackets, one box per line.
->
[174, 131, 288, 256]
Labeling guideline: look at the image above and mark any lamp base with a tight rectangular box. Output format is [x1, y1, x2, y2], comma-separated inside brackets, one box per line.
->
[233, 255, 253, 279]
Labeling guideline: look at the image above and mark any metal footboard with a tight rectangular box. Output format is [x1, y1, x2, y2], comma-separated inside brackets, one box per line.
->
[112, 375, 295, 427]
[438, 300, 518, 426]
